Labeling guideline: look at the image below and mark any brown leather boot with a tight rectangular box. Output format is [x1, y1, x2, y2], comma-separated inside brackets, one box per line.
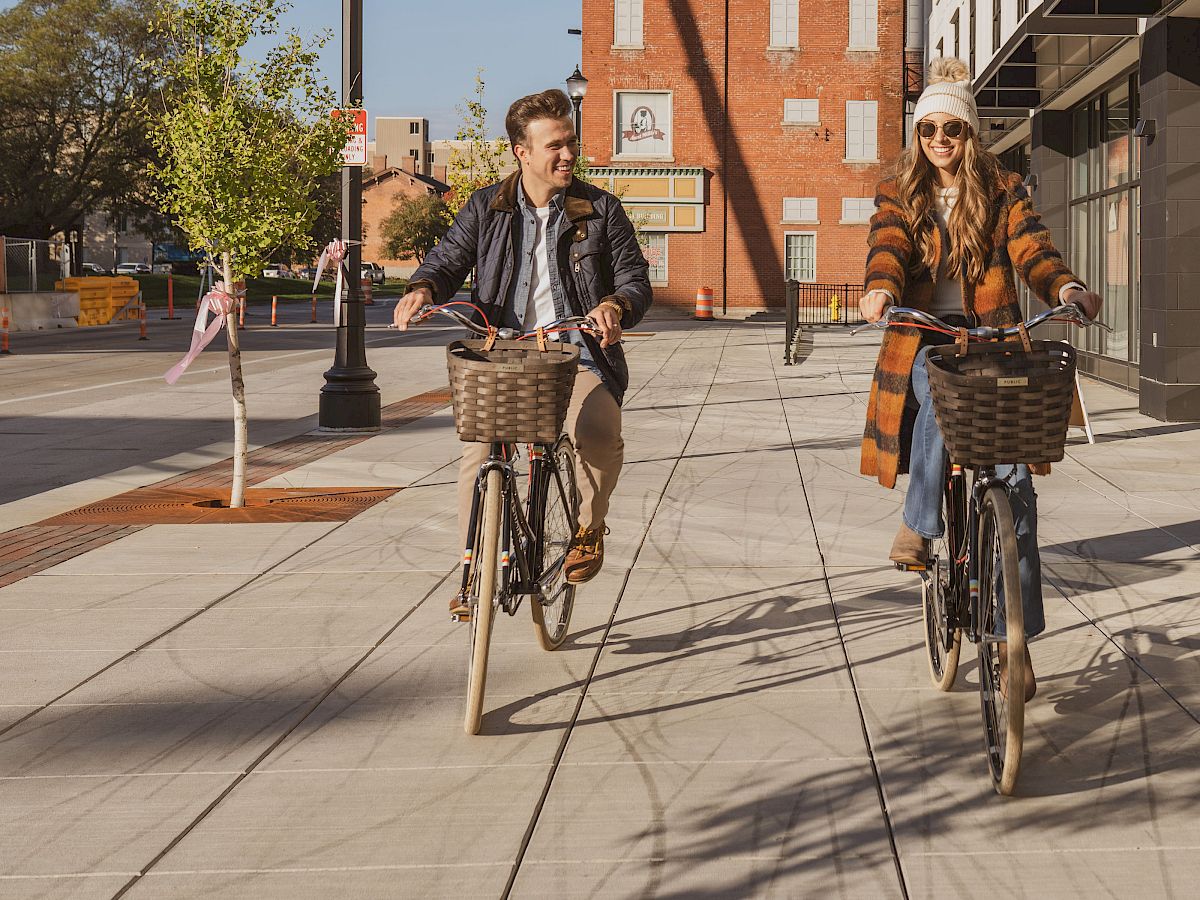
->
[998, 643, 1037, 702]
[889, 522, 929, 566]
[565, 526, 606, 584]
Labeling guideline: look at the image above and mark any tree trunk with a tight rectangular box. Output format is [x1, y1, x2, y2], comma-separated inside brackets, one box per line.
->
[222, 252, 249, 508]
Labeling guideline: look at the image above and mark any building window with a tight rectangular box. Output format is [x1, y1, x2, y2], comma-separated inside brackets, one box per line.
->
[937, 38, 943, 58]
[1018, 0, 1028, 20]
[614, 91, 672, 158]
[409, 122, 420, 135]
[409, 148, 418, 158]
[845, 100, 878, 161]
[841, 197, 874, 223]
[770, 0, 799, 48]
[849, 0, 878, 50]
[992, 0, 1002, 53]
[614, 0, 644, 48]
[427, 151, 435, 164]
[1068, 73, 1140, 366]
[951, 10, 959, 58]
[783, 197, 818, 222]
[641, 233, 667, 283]
[785, 232, 816, 282]
[968, 0, 976, 77]
[783, 98, 819, 124]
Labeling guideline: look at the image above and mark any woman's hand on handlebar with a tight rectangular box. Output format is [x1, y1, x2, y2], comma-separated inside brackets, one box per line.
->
[1062, 287, 1103, 321]
[859, 289, 892, 324]
[393, 287, 432, 330]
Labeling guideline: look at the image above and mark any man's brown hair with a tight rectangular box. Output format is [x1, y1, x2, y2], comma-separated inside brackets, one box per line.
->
[505, 89, 573, 148]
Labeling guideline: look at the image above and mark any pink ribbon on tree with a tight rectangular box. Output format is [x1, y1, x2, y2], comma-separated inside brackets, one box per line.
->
[163, 282, 242, 385]
[312, 239, 361, 326]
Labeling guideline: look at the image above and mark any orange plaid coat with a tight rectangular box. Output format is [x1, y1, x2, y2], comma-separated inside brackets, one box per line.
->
[861, 170, 1082, 488]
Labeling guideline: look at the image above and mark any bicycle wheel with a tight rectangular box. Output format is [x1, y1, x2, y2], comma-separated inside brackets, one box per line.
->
[464, 468, 503, 735]
[977, 484, 1026, 795]
[923, 474, 963, 691]
[530, 436, 579, 650]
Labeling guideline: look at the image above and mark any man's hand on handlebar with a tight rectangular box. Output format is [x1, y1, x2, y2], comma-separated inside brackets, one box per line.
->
[393, 287, 432, 331]
[1062, 288, 1103, 321]
[587, 302, 623, 348]
[859, 289, 892, 324]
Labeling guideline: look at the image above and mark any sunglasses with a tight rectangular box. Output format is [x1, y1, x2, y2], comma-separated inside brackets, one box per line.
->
[916, 119, 968, 140]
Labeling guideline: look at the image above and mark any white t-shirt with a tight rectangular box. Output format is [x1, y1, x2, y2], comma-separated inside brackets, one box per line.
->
[522, 205, 557, 330]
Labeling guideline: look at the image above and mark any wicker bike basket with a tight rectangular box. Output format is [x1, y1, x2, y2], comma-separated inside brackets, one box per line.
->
[925, 339, 1077, 467]
[447, 339, 580, 444]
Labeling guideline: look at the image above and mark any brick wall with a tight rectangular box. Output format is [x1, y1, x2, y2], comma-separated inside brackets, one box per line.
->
[582, 0, 904, 309]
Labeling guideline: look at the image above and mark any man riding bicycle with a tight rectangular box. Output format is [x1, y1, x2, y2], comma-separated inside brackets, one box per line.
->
[394, 88, 652, 617]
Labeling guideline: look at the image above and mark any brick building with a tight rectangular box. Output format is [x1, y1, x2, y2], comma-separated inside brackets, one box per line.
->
[582, 0, 915, 310]
[361, 156, 450, 278]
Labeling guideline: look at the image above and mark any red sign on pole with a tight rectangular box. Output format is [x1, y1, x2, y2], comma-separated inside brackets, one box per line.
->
[335, 108, 368, 166]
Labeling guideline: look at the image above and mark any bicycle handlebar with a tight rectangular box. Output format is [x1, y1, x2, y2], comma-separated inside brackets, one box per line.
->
[394, 302, 603, 341]
[850, 302, 1114, 339]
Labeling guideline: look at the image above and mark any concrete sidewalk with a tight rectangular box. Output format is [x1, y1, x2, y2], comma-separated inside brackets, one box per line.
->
[1, 317, 1198, 898]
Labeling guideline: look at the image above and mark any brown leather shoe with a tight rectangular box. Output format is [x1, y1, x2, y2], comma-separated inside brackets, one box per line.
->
[448, 591, 470, 620]
[565, 526, 605, 584]
[889, 522, 929, 567]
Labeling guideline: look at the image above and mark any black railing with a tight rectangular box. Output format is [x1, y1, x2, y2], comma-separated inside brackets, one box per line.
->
[783, 281, 866, 365]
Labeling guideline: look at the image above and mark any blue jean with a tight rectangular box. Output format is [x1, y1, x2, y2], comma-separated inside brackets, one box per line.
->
[903, 347, 1045, 639]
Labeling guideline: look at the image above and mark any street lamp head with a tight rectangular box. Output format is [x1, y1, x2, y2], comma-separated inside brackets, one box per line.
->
[566, 65, 588, 102]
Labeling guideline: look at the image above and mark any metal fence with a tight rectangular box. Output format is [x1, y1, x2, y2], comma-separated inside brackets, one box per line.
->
[2, 237, 69, 293]
[783, 281, 866, 365]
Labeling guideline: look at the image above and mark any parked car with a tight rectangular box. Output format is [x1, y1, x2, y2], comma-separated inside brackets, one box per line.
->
[261, 265, 285, 278]
[361, 262, 385, 285]
[115, 262, 151, 275]
[81, 262, 110, 276]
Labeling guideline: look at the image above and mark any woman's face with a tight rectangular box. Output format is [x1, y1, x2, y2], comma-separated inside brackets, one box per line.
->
[917, 112, 968, 180]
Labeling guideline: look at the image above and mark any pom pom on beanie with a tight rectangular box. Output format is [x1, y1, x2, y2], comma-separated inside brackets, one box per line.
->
[913, 57, 980, 136]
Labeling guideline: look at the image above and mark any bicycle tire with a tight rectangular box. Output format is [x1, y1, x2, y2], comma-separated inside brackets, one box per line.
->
[977, 484, 1026, 795]
[464, 468, 502, 735]
[924, 474, 963, 690]
[531, 436, 579, 650]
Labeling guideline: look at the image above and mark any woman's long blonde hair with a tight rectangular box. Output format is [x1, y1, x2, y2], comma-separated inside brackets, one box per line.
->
[893, 127, 1001, 285]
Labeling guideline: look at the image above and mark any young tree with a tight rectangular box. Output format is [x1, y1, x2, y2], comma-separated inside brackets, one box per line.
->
[381, 194, 450, 265]
[445, 70, 511, 218]
[147, 0, 349, 507]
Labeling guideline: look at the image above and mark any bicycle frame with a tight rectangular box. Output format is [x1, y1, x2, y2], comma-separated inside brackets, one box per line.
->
[458, 442, 566, 616]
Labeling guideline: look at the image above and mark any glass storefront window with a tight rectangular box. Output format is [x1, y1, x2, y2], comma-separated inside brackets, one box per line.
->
[1071, 107, 1090, 199]
[1105, 82, 1130, 189]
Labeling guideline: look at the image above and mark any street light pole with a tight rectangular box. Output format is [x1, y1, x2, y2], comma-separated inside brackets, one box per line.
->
[565, 65, 588, 143]
[319, 0, 380, 432]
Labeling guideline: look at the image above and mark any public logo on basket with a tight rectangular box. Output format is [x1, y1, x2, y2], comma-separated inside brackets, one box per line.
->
[622, 106, 666, 142]
[997, 376, 1029, 387]
[493, 363, 525, 372]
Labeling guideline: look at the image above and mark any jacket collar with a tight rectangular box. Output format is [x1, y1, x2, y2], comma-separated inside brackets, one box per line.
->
[489, 172, 594, 222]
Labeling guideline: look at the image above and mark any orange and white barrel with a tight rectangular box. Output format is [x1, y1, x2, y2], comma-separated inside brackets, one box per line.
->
[694, 286, 714, 320]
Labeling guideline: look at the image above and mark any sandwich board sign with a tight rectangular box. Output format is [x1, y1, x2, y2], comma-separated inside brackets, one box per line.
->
[335, 109, 368, 167]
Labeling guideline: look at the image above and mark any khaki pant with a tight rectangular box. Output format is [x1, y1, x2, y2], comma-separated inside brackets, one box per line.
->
[457, 369, 624, 546]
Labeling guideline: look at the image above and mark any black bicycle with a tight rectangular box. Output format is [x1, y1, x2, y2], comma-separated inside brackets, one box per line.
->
[857, 303, 1109, 794]
[410, 303, 598, 734]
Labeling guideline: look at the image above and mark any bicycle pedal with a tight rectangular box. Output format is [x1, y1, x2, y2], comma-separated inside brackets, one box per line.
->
[894, 561, 929, 573]
[450, 611, 471, 623]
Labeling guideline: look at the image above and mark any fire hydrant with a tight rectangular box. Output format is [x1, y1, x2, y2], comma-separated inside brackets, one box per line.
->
[829, 294, 840, 322]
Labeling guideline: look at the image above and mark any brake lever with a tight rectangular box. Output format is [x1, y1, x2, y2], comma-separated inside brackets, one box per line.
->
[850, 310, 890, 336]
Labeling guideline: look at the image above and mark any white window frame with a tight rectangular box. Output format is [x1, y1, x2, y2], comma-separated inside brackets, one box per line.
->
[840, 197, 874, 224]
[785, 231, 817, 283]
[848, 0, 879, 51]
[769, 0, 800, 49]
[641, 233, 668, 285]
[783, 98, 820, 125]
[614, 0, 644, 49]
[613, 89, 674, 161]
[782, 197, 818, 224]
[845, 100, 878, 162]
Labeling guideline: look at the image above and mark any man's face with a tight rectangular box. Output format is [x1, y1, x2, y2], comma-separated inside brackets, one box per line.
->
[515, 116, 578, 196]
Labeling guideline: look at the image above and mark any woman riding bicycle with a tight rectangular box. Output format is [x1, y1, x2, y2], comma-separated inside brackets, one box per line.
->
[858, 58, 1102, 700]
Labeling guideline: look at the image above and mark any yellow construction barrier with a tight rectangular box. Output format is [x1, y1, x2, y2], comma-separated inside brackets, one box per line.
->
[55, 276, 142, 326]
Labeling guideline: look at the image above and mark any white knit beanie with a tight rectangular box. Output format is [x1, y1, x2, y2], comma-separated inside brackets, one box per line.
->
[912, 58, 979, 135]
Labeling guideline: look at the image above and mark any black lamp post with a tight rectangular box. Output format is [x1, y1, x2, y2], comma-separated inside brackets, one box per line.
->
[566, 65, 588, 142]
[319, 0, 380, 432]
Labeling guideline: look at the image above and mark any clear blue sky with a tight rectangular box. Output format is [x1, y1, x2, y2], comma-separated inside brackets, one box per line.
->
[249, 0, 582, 140]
